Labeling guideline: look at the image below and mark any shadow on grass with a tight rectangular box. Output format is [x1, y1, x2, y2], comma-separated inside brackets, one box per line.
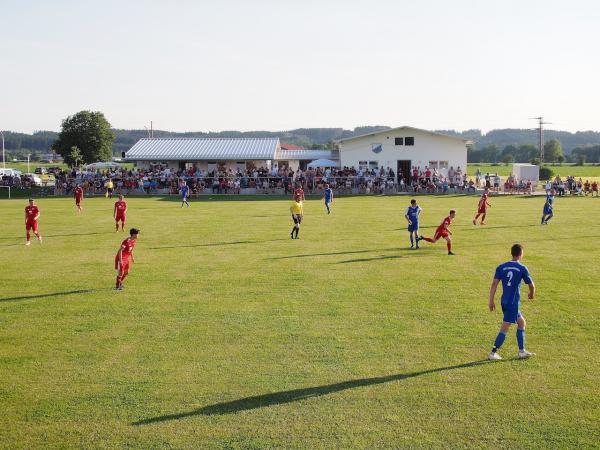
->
[0, 289, 99, 303]
[267, 248, 402, 260]
[0, 231, 111, 242]
[150, 239, 288, 250]
[336, 255, 405, 263]
[133, 360, 492, 425]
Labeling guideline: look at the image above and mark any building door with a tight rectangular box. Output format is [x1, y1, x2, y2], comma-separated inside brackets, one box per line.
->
[397, 160, 411, 183]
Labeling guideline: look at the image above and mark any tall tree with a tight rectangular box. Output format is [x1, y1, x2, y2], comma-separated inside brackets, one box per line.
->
[52, 111, 114, 165]
[543, 139, 564, 163]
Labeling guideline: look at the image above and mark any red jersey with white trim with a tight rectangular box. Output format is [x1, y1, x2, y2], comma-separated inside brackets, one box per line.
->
[74, 187, 83, 198]
[115, 200, 127, 214]
[119, 238, 136, 258]
[25, 206, 39, 222]
[478, 194, 488, 210]
[436, 216, 452, 233]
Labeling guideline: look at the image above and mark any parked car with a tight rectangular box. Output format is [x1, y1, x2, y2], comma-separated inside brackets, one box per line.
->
[22, 173, 43, 186]
[34, 167, 48, 174]
[0, 168, 22, 178]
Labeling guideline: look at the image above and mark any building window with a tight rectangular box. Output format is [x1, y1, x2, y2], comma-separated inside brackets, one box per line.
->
[405, 137, 415, 146]
[395, 137, 404, 146]
[438, 161, 449, 170]
[369, 161, 378, 171]
[359, 161, 368, 170]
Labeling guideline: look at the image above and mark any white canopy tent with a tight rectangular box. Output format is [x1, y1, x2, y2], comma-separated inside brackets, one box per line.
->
[307, 159, 340, 168]
[512, 164, 539, 182]
[84, 162, 123, 170]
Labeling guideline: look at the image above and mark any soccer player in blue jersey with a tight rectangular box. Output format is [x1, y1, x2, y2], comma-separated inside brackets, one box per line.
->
[488, 244, 536, 360]
[405, 199, 422, 249]
[180, 182, 190, 208]
[541, 189, 555, 224]
[323, 183, 333, 214]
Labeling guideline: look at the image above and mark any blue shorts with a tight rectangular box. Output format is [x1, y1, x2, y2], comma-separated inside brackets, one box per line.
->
[408, 222, 419, 232]
[324, 198, 332, 205]
[543, 205, 553, 215]
[502, 304, 522, 324]
[182, 196, 188, 201]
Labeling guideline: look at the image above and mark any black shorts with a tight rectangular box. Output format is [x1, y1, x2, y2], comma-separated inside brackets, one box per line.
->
[292, 214, 302, 225]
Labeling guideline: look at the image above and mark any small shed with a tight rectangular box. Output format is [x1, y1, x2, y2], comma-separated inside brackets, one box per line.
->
[512, 164, 539, 182]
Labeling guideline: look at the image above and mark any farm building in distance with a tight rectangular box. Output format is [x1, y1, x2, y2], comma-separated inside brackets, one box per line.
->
[124, 137, 339, 172]
[339, 126, 471, 180]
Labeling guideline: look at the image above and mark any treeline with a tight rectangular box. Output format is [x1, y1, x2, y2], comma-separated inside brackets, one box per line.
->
[3, 126, 600, 162]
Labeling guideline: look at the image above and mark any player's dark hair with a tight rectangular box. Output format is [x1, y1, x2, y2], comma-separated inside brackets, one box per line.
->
[449, 209, 456, 214]
[130, 228, 140, 236]
[28, 198, 34, 202]
[410, 199, 416, 205]
[511, 244, 523, 257]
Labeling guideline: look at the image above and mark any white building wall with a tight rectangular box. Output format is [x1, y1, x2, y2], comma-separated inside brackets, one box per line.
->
[339, 129, 468, 177]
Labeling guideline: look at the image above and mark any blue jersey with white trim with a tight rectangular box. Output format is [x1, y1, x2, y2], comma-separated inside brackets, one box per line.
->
[494, 261, 533, 307]
[324, 188, 333, 201]
[405, 205, 422, 223]
[181, 185, 189, 197]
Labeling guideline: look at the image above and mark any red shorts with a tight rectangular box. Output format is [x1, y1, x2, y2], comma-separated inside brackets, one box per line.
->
[115, 256, 130, 275]
[26, 220, 38, 233]
[477, 207, 487, 214]
[75, 197, 82, 205]
[434, 229, 449, 240]
[115, 213, 126, 223]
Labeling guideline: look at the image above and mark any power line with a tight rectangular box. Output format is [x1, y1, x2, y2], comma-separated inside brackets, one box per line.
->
[530, 117, 552, 163]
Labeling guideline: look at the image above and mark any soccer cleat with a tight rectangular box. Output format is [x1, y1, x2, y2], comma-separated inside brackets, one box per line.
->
[488, 352, 502, 361]
[448, 251, 455, 255]
[472, 219, 476, 225]
[415, 245, 420, 249]
[518, 350, 535, 359]
[38, 236, 42, 243]
[410, 243, 414, 249]
[25, 241, 31, 246]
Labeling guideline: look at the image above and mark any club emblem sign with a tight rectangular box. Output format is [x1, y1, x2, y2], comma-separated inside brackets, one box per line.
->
[371, 143, 383, 154]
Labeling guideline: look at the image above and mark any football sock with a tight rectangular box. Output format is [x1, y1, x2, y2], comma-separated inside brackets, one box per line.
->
[545, 214, 553, 223]
[410, 235, 414, 246]
[422, 237, 434, 243]
[294, 228, 299, 238]
[447, 242, 452, 252]
[26, 232, 30, 241]
[517, 328, 525, 351]
[492, 330, 506, 352]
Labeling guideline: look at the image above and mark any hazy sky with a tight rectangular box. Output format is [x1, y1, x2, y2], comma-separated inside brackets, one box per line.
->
[1, 0, 599, 133]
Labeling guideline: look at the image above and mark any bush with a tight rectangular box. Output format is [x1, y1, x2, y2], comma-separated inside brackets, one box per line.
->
[575, 154, 586, 166]
[539, 166, 554, 181]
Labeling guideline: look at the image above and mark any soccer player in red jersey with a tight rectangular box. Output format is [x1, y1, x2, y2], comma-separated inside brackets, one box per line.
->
[293, 183, 305, 201]
[74, 185, 84, 212]
[113, 194, 127, 232]
[24, 198, 42, 245]
[417, 209, 457, 255]
[473, 188, 491, 225]
[115, 228, 139, 290]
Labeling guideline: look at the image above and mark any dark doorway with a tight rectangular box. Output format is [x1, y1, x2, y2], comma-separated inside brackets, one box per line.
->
[397, 160, 411, 183]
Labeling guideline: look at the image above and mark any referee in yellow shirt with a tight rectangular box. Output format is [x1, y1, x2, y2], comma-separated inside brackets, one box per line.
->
[290, 195, 304, 239]
[105, 178, 114, 199]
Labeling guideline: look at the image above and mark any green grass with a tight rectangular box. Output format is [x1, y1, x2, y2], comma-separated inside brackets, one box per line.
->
[468, 163, 600, 178]
[1, 195, 599, 448]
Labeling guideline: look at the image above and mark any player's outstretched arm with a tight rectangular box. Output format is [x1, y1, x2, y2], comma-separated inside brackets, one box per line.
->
[527, 281, 536, 300]
[489, 278, 500, 311]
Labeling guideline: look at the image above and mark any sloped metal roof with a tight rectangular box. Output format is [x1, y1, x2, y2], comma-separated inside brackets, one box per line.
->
[125, 138, 280, 161]
[275, 149, 339, 160]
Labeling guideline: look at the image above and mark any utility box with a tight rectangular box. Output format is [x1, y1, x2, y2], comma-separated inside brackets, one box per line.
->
[512, 164, 539, 182]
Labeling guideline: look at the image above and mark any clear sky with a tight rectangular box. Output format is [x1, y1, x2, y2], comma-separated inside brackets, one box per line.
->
[1, 0, 599, 133]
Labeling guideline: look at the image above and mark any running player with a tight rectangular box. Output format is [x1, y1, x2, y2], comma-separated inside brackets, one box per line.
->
[115, 228, 140, 290]
[74, 184, 84, 212]
[473, 188, 491, 225]
[541, 189, 555, 224]
[24, 198, 42, 245]
[323, 183, 333, 214]
[488, 243, 536, 360]
[417, 209, 456, 255]
[290, 195, 304, 239]
[405, 199, 422, 249]
[180, 182, 190, 208]
[114, 194, 127, 232]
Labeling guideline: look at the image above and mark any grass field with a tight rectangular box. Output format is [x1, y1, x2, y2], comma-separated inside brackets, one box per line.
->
[468, 163, 600, 178]
[1, 195, 599, 448]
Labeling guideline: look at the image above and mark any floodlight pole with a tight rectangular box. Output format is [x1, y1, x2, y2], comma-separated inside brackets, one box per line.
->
[1, 130, 5, 168]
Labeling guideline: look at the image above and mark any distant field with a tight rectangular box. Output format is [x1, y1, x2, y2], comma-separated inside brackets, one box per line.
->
[4, 162, 134, 173]
[468, 163, 600, 178]
[1, 195, 599, 448]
